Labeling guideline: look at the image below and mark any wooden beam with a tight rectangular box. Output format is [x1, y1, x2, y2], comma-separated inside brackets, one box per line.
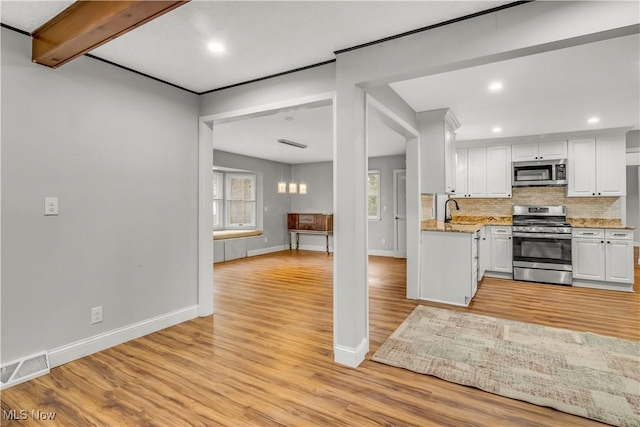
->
[31, 1, 189, 68]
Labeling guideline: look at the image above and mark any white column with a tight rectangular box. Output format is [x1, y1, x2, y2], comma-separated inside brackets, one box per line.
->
[333, 74, 369, 367]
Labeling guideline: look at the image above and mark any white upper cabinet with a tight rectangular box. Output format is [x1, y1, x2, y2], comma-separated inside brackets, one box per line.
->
[512, 141, 567, 161]
[595, 135, 626, 196]
[486, 145, 512, 198]
[454, 148, 468, 198]
[454, 146, 511, 198]
[467, 147, 487, 197]
[567, 135, 626, 197]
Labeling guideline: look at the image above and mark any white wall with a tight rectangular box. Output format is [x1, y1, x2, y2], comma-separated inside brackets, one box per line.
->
[1, 29, 200, 364]
[290, 161, 333, 250]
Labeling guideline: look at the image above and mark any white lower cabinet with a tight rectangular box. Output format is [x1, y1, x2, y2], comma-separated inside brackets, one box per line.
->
[489, 226, 513, 273]
[420, 230, 479, 306]
[572, 228, 634, 290]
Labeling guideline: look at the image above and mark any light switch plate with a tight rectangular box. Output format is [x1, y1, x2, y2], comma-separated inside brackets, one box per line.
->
[44, 197, 58, 216]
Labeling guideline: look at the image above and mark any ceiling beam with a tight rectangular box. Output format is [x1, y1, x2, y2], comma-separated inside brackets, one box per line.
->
[31, 1, 189, 68]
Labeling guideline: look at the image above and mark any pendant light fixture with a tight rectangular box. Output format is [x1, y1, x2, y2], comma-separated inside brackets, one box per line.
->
[277, 137, 307, 195]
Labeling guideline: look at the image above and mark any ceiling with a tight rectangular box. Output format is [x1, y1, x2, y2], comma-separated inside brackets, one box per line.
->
[1, 1, 638, 164]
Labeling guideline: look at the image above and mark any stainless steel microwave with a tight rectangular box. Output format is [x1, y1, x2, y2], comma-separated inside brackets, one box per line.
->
[512, 159, 567, 187]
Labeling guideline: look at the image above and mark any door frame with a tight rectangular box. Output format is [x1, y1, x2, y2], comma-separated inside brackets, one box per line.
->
[393, 168, 407, 258]
[197, 92, 336, 317]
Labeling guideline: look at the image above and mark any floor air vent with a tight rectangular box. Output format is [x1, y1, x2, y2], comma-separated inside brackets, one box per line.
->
[0, 352, 50, 390]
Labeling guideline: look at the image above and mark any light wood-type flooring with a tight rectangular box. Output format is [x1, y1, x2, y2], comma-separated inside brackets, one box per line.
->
[2, 250, 639, 426]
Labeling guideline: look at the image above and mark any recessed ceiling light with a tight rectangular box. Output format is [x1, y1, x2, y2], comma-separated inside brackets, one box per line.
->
[488, 82, 503, 91]
[588, 117, 600, 124]
[207, 41, 225, 53]
[492, 127, 502, 133]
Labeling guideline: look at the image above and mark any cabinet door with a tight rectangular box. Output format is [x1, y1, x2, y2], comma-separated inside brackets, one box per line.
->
[287, 214, 298, 230]
[491, 234, 512, 272]
[596, 135, 626, 196]
[572, 238, 605, 280]
[567, 138, 596, 197]
[537, 140, 567, 160]
[605, 239, 634, 284]
[467, 147, 487, 198]
[486, 145, 512, 198]
[314, 215, 327, 231]
[453, 148, 468, 197]
[512, 143, 538, 161]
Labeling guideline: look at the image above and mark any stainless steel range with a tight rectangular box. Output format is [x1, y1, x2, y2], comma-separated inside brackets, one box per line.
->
[512, 205, 572, 285]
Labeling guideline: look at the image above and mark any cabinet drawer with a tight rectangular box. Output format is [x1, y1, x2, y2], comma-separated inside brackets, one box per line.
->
[605, 229, 633, 240]
[491, 226, 512, 236]
[572, 228, 604, 238]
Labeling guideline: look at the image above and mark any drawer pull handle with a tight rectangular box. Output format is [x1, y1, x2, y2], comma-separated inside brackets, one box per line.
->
[612, 233, 626, 237]
[582, 232, 596, 235]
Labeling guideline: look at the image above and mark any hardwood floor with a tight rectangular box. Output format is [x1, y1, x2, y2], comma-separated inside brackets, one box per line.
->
[2, 250, 638, 426]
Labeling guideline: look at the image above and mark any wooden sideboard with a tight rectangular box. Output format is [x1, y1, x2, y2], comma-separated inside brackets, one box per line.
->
[287, 213, 333, 253]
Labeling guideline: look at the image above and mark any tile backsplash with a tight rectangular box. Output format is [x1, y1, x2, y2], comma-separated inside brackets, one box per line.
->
[421, 194, 435, 220]
[421, 187, 620, 220]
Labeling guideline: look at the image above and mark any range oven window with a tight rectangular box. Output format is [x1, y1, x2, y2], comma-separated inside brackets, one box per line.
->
[513, 236, 571, 265]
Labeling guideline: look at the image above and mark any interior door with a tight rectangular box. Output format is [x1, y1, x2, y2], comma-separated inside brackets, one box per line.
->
[394, 169, 407, 258]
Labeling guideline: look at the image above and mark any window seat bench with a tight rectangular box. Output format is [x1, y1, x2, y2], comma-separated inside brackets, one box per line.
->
[213, 229, 263, 241]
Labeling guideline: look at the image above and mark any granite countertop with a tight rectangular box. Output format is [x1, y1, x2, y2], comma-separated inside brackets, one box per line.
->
[567, 218, 634, 229]
[421, 216, 634, 232]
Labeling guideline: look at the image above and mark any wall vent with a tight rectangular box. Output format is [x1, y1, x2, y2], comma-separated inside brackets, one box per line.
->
[0, 352, 50, 390]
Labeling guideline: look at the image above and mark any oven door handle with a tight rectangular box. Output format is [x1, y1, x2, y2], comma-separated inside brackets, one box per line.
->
[512, 232, 572, 239]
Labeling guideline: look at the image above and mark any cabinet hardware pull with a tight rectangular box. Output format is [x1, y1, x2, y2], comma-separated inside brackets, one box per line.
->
[601, 240, 604, 243]
[612, 233, 626, 236]
[598, 192, 601, 195]
[607, 241, 610, 244]
[592, 193, 595, 195]
[582, 232, 595, 235]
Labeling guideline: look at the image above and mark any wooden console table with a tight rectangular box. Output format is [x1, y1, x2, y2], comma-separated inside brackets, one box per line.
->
[287, 213, 333, 254]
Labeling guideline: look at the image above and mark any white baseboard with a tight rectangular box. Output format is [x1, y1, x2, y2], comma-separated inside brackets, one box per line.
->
[297, 244, 333, 253]
[48, 305, 198, 368]
[334, 337, 368, 368]
[572, 281, 634, 292]
[247, 245, 286, 257]
[367, 249, 395, 257]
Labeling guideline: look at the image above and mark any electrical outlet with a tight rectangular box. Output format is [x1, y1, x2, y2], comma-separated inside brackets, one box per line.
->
[44, 197, 58, 216]
[382, 238, 386, 245]
[91, 306, 103, 324]
[264, 237, 268, 243]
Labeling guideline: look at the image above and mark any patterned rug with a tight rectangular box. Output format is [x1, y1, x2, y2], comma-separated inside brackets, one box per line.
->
[372, 306, 640, 427]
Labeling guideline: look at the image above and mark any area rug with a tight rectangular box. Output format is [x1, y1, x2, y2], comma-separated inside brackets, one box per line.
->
[372, 306, 640, 427]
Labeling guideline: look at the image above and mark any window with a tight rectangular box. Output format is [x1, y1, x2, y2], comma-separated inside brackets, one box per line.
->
[368, 170, 380, 220]
[225, 173, 256, 228]
[212, 172, 224, 229]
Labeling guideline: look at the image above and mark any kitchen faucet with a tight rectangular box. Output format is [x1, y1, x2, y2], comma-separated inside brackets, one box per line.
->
[444, 198, 460, 223]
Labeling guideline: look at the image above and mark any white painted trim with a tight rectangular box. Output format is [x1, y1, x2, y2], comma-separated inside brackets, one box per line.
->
[626, 152, 640, 166]
[200, 92, 335, 124]
[48, 305, 198, 368]
[201, 92, 336, 326]
[393, 169, 407, 259]
[368, 249, 395, 257]
[247, 245, 287, 257]
[297, 245, 333, 253]
[334, 337, 369, 368]
[198, 120, 214, 317]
